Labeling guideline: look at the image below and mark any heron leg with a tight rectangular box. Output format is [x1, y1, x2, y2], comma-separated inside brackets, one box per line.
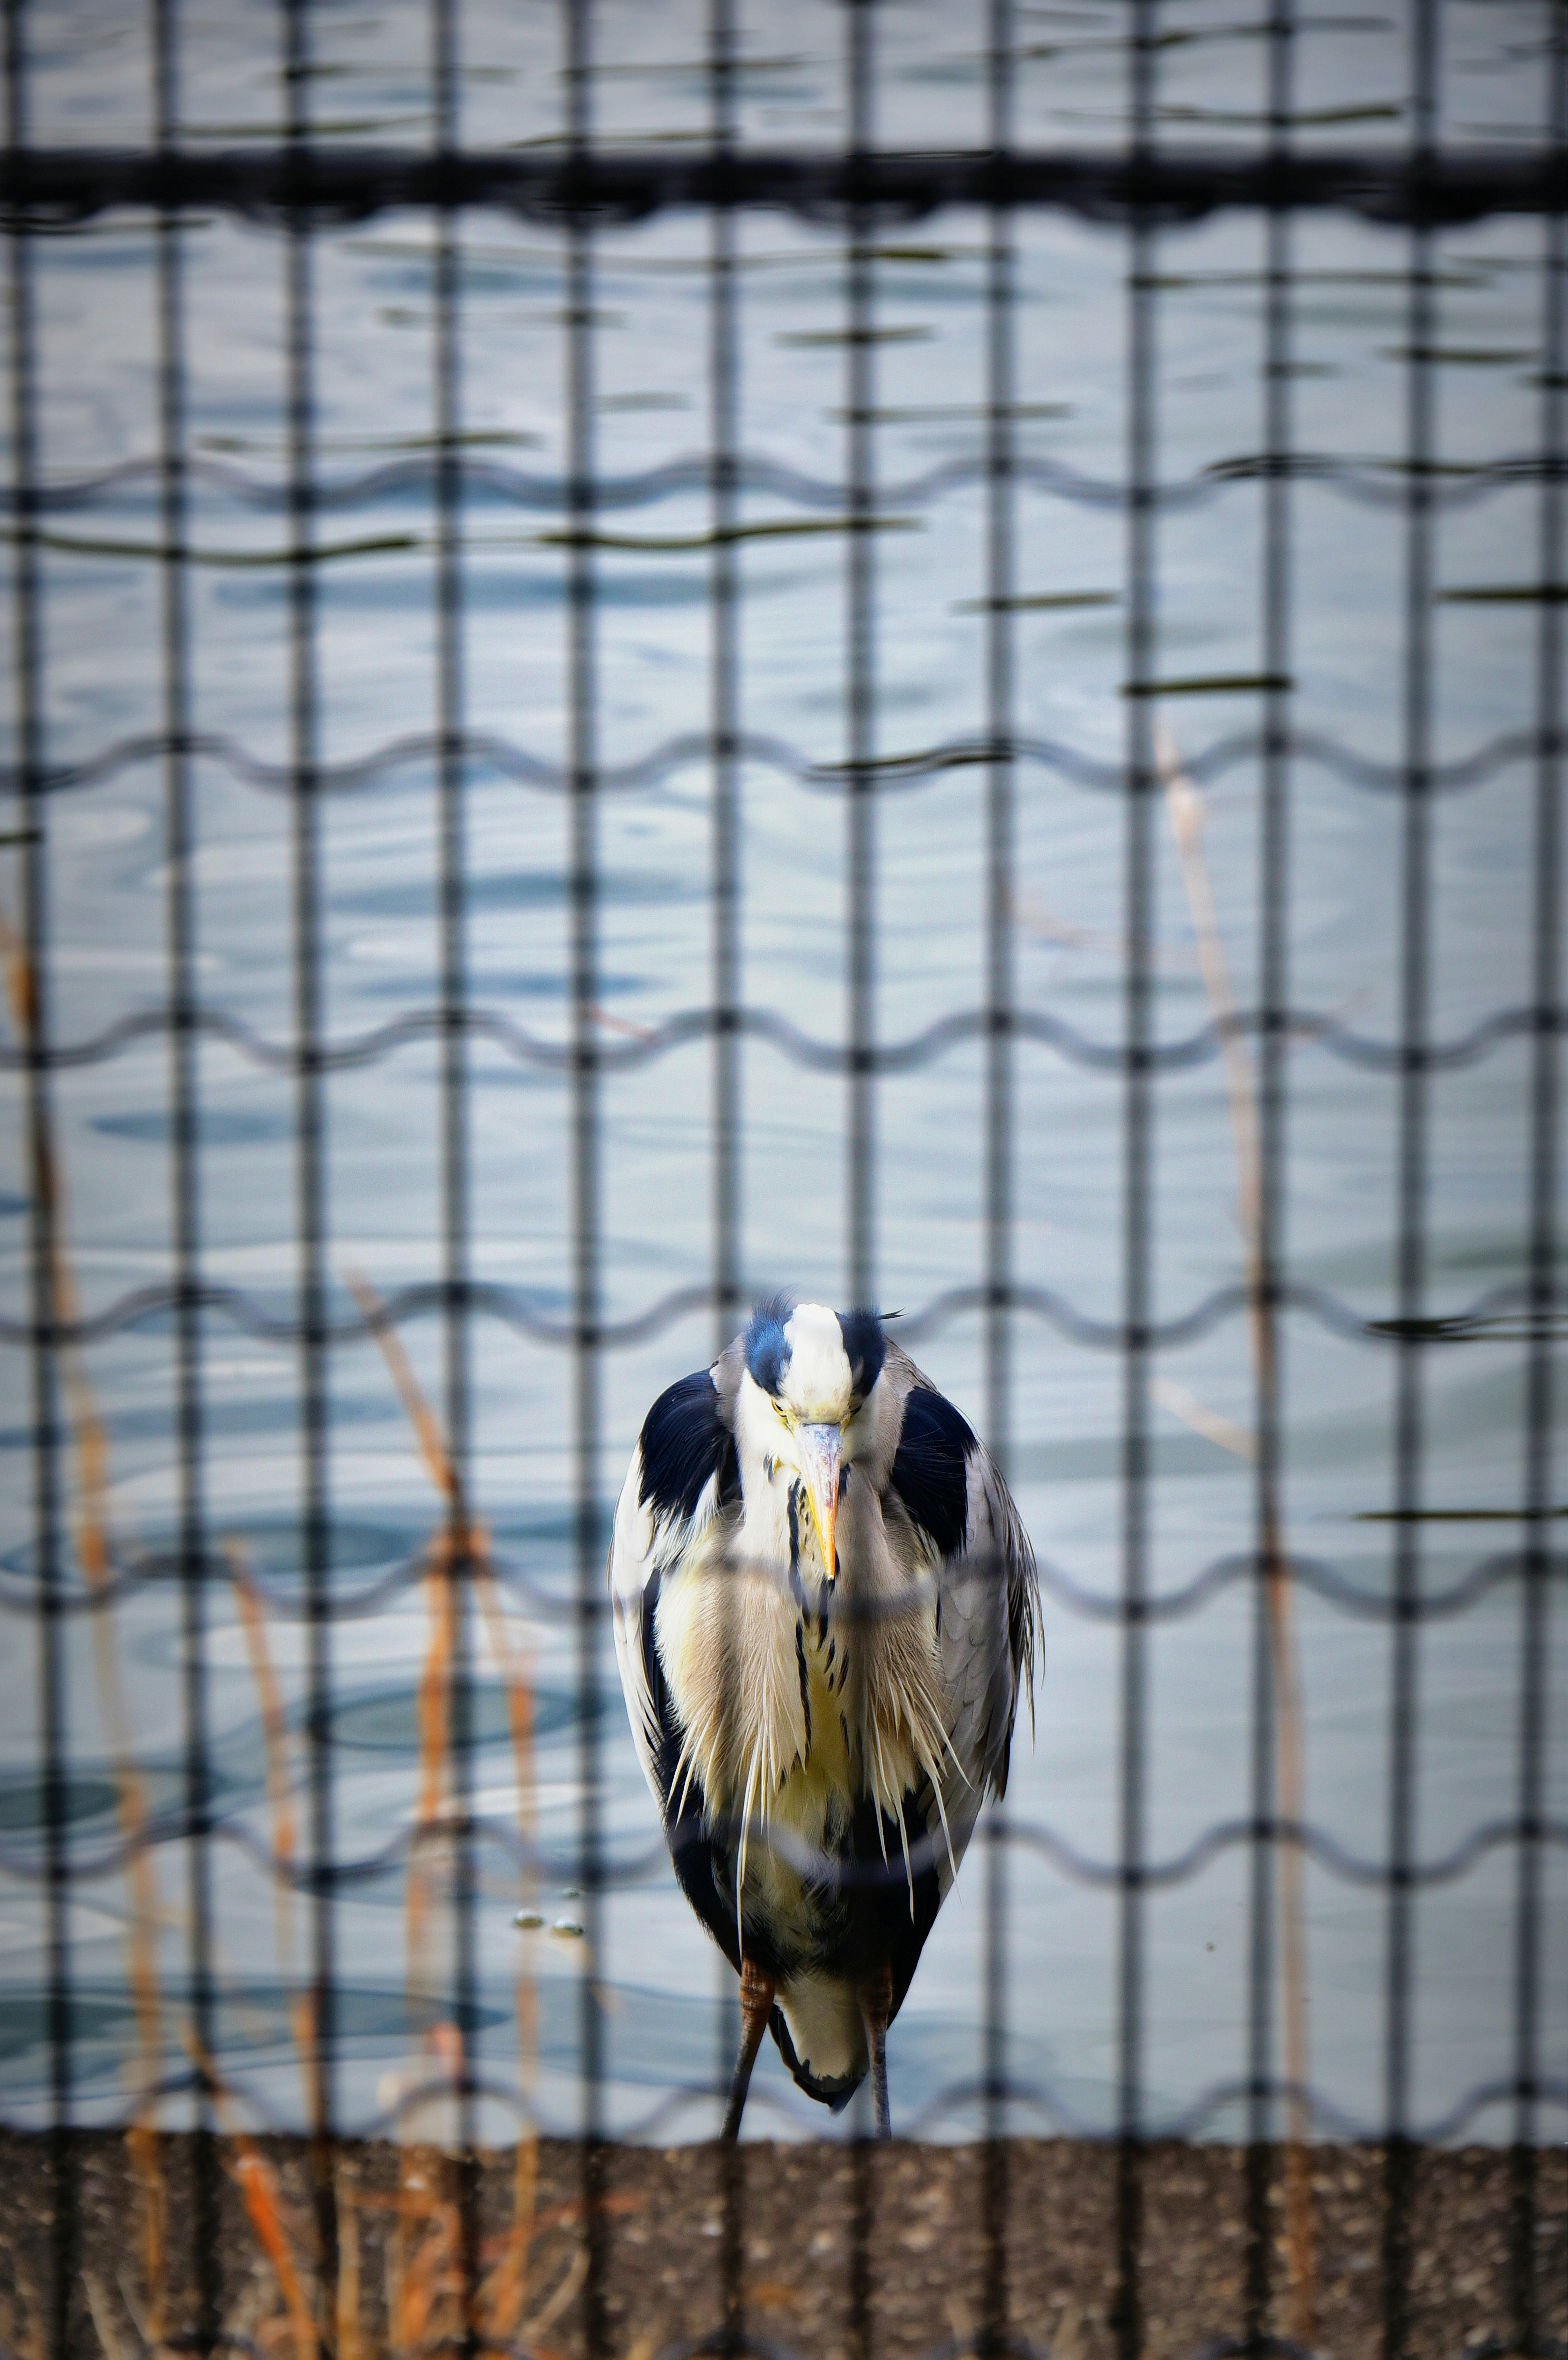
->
[722, 1956, 775, 2141]
[859, 1961, 894, 2140]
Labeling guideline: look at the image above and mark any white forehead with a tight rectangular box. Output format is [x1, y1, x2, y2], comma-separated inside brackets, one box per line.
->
[780, 1303, 852, 1418]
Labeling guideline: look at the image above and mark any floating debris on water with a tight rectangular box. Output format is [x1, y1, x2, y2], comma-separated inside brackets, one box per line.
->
[512, 1910, 545, 1930]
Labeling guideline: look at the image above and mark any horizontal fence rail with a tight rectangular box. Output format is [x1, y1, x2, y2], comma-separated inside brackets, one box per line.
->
[1, 142, 1565, 229]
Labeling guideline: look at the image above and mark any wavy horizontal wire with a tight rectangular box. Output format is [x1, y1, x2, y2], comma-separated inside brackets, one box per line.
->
[0, 1270, 1543, 1357]
[7, 445, 1561, 527]
[3, 994, 1554, 1085]
[0, 1534, 1550, 1628]
[1, 1787, 1559, 1901]
[3, 719, 1551, 812]
[895, 2069, 1568, 2153]
[1027, 1544, 1565, 1628]
[66, 2051, 1565, 2162]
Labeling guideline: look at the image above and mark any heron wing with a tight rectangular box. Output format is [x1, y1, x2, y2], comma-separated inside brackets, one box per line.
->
[876, 1354, 1038, 1894]
[607, 1459, 663, 1806]
[608, 1364, 740, 1814]
[946, 1443, 1039, 1800]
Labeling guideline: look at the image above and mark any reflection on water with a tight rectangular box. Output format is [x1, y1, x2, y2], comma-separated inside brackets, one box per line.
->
[0, 0, 1562, 2146]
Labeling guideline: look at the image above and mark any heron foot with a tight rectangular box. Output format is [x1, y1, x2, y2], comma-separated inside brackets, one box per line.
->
[721, 1956, 775, 2141]
[859, 1961, 894, 2140]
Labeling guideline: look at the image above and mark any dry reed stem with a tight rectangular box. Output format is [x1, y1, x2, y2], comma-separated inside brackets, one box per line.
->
[408, 1555, 458, 2028]
[347, 1265, 543, 2331]
[346, 1266, 547, 2352]
[230, 1549, 298, 1964]
[388, 2152, 467, 2360]
[1, 2263, 46, 2360]
[474, 1567, 540, 2334]
[343, 1270, 463, 2028]
[0, 907, 170, 2340]
[1148, 1372, 1256, 1463]
[519, 2242, 589, 2343]
[1156, 725, 1316, 2334]
[185, 2032, 320, 2360]
[334, 2159, 363, 2360]
[82, 2272, 130, 2360]
[227, 2144, 320, 2360]
[113, 2265, 152, 2348]
[226, 1542, 326, 2131]
[344, 1269, 458, 1512]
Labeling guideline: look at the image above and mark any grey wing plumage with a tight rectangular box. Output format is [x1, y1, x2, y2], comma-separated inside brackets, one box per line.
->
[877, 1342, 1040, 1884]
[922, 1445, 1037, 1898]
[952, 1443, 1039, 1798]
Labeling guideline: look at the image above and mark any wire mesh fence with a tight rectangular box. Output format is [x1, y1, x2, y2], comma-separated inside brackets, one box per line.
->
[0, 1, 1564, 2356]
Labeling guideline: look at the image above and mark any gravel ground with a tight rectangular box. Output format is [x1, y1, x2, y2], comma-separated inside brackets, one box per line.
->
[0, 2130, 1561, 2359]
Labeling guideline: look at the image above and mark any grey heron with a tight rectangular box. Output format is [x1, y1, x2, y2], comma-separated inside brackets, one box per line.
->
[609, 1296, 1039, 2138]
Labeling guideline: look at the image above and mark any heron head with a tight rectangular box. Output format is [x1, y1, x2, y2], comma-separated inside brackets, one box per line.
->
[742, 1297, 886, 1583]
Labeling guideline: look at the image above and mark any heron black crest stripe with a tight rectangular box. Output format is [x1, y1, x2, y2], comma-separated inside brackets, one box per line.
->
[836, 1305, 886, 1395]
[638, 1369, 739, 1522]
[889, 1386, 976, 1562]
[744, 1291, 794, 1394]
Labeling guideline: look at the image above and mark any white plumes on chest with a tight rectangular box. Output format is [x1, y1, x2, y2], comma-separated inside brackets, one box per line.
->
[653, 1433, 956, 1922]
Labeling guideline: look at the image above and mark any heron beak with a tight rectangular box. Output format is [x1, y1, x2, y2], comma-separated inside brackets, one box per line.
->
[797, 1423, 842, 1584]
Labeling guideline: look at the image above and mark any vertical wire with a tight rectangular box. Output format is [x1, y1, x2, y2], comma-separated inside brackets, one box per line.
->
[566, 2, 606, 2349]
[4, 7, 74, 2353]
[282, 0, 338, 2304]
[1509, 7, 1565, 2343]
[981, 0, 1015, 2349]
[1382, 3, 1439, 2353]
[1114, 0, 1157, 2353]
[708, 0, 748, 2340]
[1244, 0, 1294, 2347]
[432, 0, 478, 2330]
[846, 0, 875, 1313]
[846, 11, 878, 2351]
[710, 0, 742, 1367]
[151, 0, 217, 2339]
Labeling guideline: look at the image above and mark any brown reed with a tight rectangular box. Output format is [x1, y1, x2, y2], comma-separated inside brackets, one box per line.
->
[227, 2138, 320, 2360]
[344, 1266, 540, 2347]
[391, 2148, 465, 2357]
[340, 1272, 467, 2026]
[333, 2156, 363, 2360]
[0, 907, 170, 2343]
[179, 2030, 321, 2360]
[473, 1565, 541, 2341]
[81, 2273, 131, 2360]
[227, 1542, 324, 2131]
[0, 2260, 46, 2360]
[1156, 724, 1317, 2336]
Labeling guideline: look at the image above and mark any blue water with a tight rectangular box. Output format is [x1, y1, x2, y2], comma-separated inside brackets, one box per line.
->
[0, 0, 1563, 2147]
